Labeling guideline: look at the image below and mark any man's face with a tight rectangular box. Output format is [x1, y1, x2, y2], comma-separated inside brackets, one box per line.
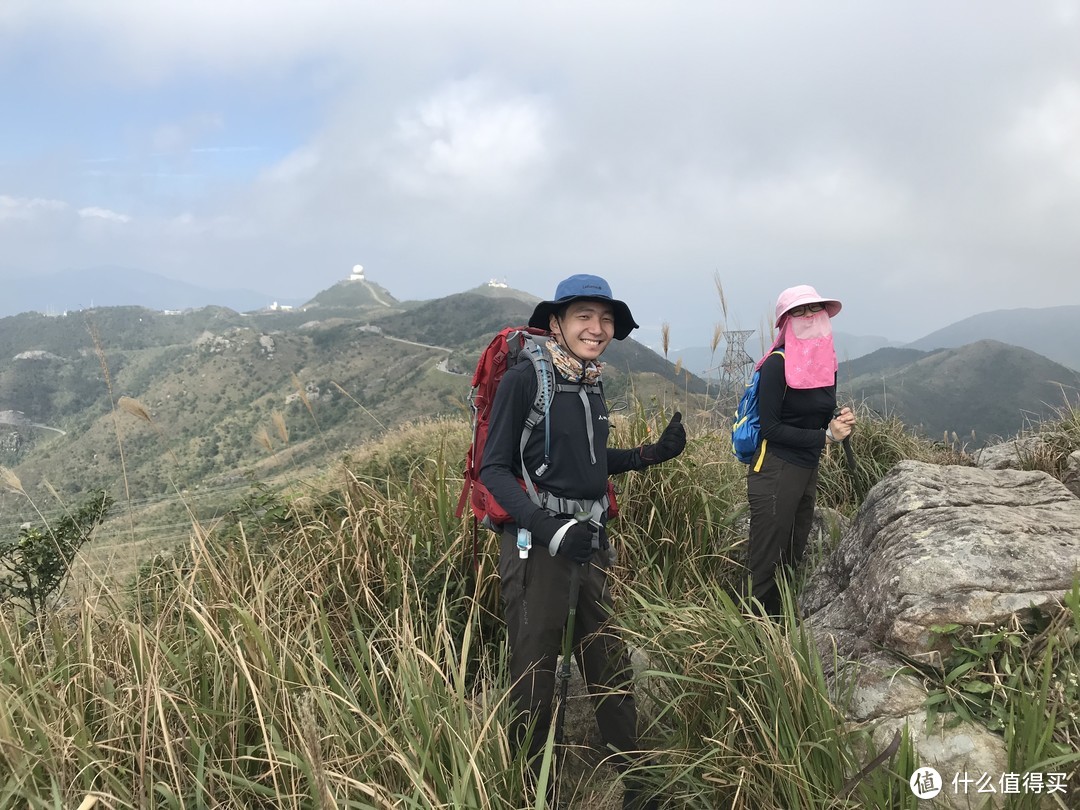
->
[550, 300, 615, 360]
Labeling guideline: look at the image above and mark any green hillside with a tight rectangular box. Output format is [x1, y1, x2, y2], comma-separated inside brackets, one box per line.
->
[841, 339, 1080, 443]
[301, 277, 401, 311]
[0, 285, 704, 540]
[908, 304, 1080, 371]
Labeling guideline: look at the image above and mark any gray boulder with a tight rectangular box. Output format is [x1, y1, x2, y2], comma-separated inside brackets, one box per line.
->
[973, 437, 1045, 471]
[803, 460, 1080, 808]
[1063, 450, 1080, 498]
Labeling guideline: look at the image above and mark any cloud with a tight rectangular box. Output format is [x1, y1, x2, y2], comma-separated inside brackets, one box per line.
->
[733, 156, 910, 244]
[151, 114, 225, 155]
[1053, 0, 1080, 25]
[78, 206, 131, 223]
[3, 3, 1080, 345]
[0, 195, 67, 221]
[1007, 80, 1080, 179]
[387, 77, 552, 198]
[262, 147, 321, 184]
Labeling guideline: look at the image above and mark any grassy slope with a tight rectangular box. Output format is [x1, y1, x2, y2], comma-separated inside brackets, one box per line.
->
[3, 403, 1079, 808]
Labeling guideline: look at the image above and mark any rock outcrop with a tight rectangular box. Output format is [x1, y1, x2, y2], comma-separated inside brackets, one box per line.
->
[973, 437, 1045, 471]
[1063, 450, 1080, 499]
[802, 460, 1080, 808]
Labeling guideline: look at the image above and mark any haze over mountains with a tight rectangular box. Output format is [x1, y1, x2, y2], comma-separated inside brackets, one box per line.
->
[906, 306, 1080, 372]
[0, 263, 1076, 554]
[1, 266, 287, 317]
[673, 307, 1080, 375]
[5, 265, 1077, 369]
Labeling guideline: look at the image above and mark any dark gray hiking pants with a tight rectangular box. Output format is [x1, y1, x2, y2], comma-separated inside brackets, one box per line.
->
[498, 529, 639, 765]
[745, 452, 819, 616]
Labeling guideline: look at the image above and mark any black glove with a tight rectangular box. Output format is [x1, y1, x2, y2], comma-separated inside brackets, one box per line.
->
[526, 511, 564, 544]
[640, 412, 686, 465]
[526, 512, 595, 563]
[556, 522, 596, 564]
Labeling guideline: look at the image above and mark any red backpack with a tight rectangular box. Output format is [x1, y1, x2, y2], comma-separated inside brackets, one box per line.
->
[455, 326, 618, 538]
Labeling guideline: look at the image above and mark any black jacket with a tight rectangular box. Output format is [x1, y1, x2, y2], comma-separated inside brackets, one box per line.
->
[479, 356, 644, 529]
[757, 351, 836, 469]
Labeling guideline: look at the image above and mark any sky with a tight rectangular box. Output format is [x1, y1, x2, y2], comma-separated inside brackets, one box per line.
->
[2, 2, 1079, 350]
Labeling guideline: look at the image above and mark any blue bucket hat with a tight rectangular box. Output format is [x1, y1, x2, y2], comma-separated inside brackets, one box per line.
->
[528, 274, 639, 340]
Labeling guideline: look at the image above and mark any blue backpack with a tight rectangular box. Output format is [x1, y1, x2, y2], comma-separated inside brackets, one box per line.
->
[731, 349, 784, 465]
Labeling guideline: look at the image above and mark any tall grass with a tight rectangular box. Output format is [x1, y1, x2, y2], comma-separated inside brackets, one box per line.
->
[814, 402, 970, 514]
[1, 439, 525, 808]
[622, 582, 919, 808]
[2, 406, 1077, 808]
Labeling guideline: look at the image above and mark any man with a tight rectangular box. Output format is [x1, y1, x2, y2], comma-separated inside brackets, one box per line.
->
[480, 274, 686, 809]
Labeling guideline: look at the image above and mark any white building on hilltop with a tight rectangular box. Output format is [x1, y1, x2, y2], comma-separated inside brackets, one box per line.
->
[349, 264, 366, 281]
[486, 277, 508, 288]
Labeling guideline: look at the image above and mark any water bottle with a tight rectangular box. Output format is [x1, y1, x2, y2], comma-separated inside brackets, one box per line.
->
[516, 527, 532, 559]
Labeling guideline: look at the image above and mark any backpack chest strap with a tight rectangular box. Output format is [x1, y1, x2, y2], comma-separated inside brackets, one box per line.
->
[535, 492, 609, 529]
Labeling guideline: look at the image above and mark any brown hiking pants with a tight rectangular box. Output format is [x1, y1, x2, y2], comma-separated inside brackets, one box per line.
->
[498, 529, 640, 766]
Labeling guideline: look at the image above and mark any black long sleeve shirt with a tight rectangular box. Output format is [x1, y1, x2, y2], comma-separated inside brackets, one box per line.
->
[478, 357, 643, 529]
[757, 351, 836, 469]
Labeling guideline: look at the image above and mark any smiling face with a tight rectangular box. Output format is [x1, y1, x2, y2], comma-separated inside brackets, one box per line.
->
[550, 299, 615, 361]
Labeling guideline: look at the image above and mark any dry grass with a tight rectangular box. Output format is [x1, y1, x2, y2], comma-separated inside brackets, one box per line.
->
[4, 393, 1078, 808]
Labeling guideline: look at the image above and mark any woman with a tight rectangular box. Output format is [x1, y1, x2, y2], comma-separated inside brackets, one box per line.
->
[745, 284, 855, 617]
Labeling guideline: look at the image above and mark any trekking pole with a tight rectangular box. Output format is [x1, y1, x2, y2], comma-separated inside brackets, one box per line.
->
[554, 563, 582, 748]
[841, 435, 857, 475]
[834, 407, 860, 495]
[553, 513, 591, 808]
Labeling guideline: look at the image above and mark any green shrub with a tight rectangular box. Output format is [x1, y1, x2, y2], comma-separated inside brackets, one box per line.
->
[0, 489, 113, 617]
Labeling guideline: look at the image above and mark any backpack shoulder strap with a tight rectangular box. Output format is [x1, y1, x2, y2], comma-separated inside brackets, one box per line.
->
[515, 333, 556, 431]
[512, 333, 557, 507]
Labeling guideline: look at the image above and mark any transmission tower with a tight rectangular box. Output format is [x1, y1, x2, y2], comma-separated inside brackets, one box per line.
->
[709, 330, 755, 420]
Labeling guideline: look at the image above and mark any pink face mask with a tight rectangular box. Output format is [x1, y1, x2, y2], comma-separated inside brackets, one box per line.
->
[780, 311, 837, 389]
[790, 310, 833, 340]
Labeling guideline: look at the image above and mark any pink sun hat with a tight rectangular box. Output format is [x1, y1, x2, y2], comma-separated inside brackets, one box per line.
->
[774, 284, 842, 326]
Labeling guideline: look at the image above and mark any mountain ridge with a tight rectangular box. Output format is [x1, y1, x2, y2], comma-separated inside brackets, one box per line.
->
[839, 339, 1080, 443]
[0, 271, 1075, 563]
[906, 305, 1080, 371]
[7, 267, 1075, 371]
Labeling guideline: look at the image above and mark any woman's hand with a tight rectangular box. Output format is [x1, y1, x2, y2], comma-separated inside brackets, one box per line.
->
[827, 406, 855, 442]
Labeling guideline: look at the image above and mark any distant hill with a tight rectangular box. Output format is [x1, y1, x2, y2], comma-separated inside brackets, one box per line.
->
[840, 339, 1080, 444]
[832, 332, 902, 364]
[378, 291, 709, 398]
[301, 278, 402, 312]
[839, 347, 930, 380]
[908, 305, 1080, 372]
[0, 266, 282, 317]
[0, 279, 703, 529]
[461, 282, 542, 306]
[675, 304, 1080, 378]
[4, 269, 1074, 552]
[378, 292, 535, 350]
